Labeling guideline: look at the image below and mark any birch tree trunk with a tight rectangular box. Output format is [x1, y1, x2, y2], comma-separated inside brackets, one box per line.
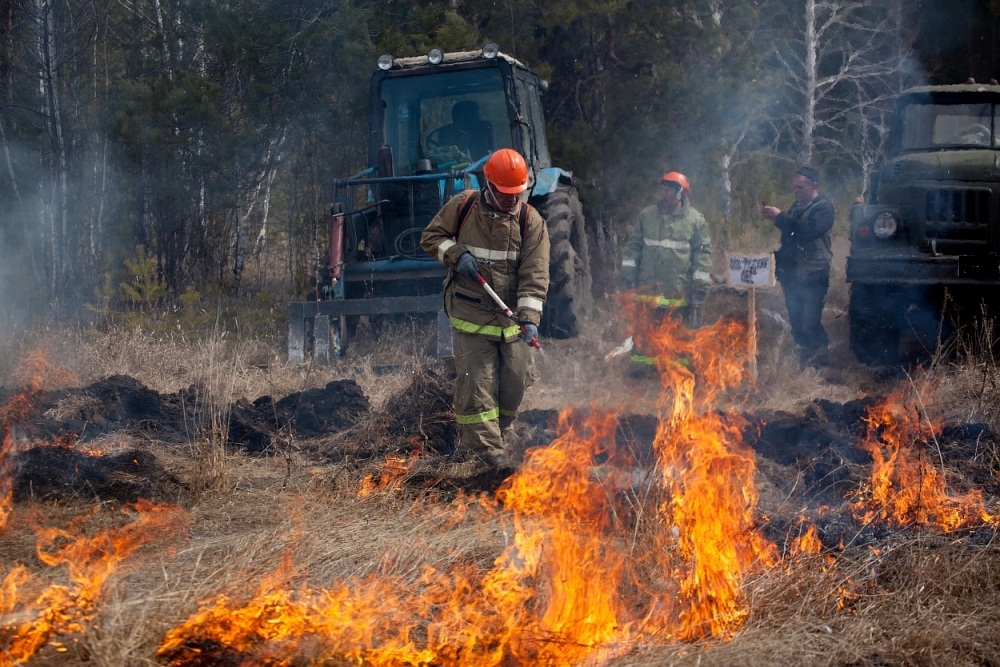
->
[37, 0, 70, 296]
[800, 0, 818, 165]
[769, 0, 917, 173]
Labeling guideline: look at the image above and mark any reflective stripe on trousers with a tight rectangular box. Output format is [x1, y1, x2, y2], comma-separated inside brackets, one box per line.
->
[453, 329, 536, 459]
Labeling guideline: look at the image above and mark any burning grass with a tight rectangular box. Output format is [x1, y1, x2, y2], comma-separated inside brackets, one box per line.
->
[4, 302, 1000, 664]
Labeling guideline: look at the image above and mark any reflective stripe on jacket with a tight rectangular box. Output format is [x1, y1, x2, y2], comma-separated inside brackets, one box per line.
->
[621, 200, 711, 299]
[420, 190, 550, 340]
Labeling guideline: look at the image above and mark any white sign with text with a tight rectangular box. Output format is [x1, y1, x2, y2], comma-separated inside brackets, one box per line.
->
[727, 253, 775, 288]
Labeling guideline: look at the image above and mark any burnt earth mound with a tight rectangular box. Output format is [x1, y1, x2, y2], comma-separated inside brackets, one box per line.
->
[13, 447, 186, 505]
[227, 380, 370, 454]
[20, 374, 192, 444]
[3, 374, 370, 507]
[4, 374, 369, 455]
[746, 398, 879, 509]
[381, 366, 456, 454]
[303, 367, 458, 463]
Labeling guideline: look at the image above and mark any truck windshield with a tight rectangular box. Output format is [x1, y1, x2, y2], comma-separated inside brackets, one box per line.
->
[899, 101, 1000, 149]
[380, 68, 514, 175]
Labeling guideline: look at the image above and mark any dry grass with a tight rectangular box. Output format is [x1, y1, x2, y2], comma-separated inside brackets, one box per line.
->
[6, 289, 1000, 665]
[616, 535, 1000, 666]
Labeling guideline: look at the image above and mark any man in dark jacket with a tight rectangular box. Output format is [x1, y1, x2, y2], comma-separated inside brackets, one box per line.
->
[761, 166, 835, 367]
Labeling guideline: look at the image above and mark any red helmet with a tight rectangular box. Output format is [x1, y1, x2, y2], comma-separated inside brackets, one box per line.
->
[484, 148, 529, 194]
[660, 171, 691, 196]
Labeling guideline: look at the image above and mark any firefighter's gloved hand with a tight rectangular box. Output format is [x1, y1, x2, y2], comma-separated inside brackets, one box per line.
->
[455, 252, 480, 279]
[686, 290, 706, 329]
[521, 322, 539, 346]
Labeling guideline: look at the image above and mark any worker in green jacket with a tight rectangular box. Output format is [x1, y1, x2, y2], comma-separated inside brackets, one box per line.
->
[620, 171, 712, 370]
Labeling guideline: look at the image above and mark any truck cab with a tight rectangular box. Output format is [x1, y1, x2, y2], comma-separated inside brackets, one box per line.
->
[846, 82, 1000, 364]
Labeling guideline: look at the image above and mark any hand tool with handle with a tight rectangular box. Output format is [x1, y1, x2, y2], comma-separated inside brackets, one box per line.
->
[475, 273, 542, 349]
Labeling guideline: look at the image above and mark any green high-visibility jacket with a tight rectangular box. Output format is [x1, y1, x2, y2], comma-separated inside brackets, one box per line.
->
[621, 200, 711, 300]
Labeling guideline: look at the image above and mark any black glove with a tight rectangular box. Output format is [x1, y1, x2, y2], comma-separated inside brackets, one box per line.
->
[686, 290, 706, 329]
[455, 252, 480, 279]
[521, 322, 539, 346]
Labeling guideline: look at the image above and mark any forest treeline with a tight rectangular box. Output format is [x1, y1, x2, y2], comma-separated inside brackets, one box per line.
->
[0, 0, 995, 314]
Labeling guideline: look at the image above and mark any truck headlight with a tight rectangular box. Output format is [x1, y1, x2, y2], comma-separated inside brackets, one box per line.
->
[873, 211, 898, 239]
[483, 43, 499, 59]
[428, 48, 444, 65]
[377, 54, 394, 70]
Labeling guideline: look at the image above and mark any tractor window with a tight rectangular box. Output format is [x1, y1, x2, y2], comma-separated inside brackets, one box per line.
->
[380, 69, 514, 174]
[899, 102, 998, 150]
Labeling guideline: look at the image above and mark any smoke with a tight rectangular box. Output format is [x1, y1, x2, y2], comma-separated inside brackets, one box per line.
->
[0, 135, 47, 333]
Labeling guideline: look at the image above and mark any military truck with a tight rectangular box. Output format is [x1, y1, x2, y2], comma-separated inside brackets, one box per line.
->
[846, 82, 1000, 365]
[288, 44, 591, 362]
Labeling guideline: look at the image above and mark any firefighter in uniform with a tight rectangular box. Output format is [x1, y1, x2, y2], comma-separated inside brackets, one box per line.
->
[420, 148, 550, 467]
[620, 171, 712, 371]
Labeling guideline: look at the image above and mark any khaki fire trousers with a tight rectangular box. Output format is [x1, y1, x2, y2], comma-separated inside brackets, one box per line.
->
[452, 330, 536, 461]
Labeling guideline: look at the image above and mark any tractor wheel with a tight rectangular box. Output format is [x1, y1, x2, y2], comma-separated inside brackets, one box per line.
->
[849, 283, 900, 366]
[534, 185, 592, 338]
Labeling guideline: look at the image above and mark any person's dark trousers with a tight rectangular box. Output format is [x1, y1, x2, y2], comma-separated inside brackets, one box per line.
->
[779, 273, 830, 361]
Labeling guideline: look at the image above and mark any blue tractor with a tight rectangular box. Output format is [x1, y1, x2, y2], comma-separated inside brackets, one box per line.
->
[288, 44, 592, 361]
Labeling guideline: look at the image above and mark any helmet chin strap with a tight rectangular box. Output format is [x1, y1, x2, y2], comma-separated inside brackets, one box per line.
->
[484, 181, 521, 215]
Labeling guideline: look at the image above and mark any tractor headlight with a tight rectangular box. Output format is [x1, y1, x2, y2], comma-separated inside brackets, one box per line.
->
[872, 211, 899, 239]
[482, 43, 499, 59]
[428, 48, 444, 65]
[377, 54, 394, 70]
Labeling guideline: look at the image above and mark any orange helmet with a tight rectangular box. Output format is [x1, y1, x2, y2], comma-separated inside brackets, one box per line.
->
[660, 171, 691, 196]
[484, 148, 529, 194]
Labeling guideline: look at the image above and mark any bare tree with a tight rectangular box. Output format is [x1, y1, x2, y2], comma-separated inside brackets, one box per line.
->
[231, 132, 285, 294]
[767, 0, 916, 168]
[34, 0, 72, 295]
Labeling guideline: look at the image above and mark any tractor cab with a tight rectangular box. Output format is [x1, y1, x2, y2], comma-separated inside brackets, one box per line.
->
[371, 47, 552, 181]
[289, 45, 591, 362]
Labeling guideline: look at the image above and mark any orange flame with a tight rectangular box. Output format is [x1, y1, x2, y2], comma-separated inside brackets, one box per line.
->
[157, 304, 778, 662]
[635, 307, 776, 639]
[1, 500, 189, 664]
[851, 382, 995, 532]
[0, 346, 79, 532]
[358, 447, 421, 498]
[789, 521, 823, 557]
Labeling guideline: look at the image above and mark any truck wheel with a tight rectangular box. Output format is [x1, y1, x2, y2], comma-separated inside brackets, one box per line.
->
[534, 185, 592, 338]
[849, 284, 899, 366]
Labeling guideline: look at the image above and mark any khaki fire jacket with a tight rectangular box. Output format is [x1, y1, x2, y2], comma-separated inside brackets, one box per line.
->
[420, 190, 550, 341]
[621, 199, 712, 301]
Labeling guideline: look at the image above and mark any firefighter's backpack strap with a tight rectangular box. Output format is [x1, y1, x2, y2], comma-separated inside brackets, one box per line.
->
[518, 202, 532, 239]
[454, 191, 480, 240]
